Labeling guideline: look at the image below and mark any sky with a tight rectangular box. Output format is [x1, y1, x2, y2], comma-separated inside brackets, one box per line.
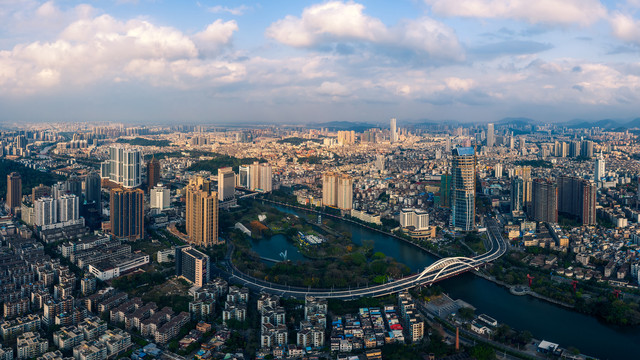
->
[0, 0, 639, 125]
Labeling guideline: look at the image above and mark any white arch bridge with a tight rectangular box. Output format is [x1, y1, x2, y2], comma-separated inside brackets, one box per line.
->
[224, 218, 507, 300]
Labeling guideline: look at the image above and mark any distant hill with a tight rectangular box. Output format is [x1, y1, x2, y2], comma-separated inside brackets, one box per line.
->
[625, 118, 640, 129]
[307, 121, 379, 132]
[566, 118, 625, 129]
[497, 117, 536, 126]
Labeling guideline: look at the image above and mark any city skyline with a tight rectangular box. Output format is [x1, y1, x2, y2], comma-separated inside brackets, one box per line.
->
[1, 0, 640, 124]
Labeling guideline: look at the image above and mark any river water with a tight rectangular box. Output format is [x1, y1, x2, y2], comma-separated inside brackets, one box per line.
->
[250, 204, 640, 359]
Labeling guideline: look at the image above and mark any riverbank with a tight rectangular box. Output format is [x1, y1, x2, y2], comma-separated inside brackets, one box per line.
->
[473, 271, 575, 309]
[260, 198, 576, 308]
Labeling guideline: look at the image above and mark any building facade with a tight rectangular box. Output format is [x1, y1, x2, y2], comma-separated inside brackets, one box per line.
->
[110, 188, 144, 241]
[451, 147, 476, 231]
[185, 176, 219, 247]
[6, 172, 22, 214]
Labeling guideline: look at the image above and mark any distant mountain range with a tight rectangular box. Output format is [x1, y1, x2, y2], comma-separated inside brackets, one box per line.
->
[496, 117, 640, 130]
[564, 118, 640, 130]
[307, 121, 380, 132]
[307, 117, 640, 131]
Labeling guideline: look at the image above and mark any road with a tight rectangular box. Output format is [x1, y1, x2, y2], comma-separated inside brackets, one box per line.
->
[216, 210, 507, 299]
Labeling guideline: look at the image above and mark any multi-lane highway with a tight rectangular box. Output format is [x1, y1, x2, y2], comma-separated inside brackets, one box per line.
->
[216, 217, 507, 300]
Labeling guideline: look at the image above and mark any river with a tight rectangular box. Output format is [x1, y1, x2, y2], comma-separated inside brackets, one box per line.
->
[250, 203, 640, 359]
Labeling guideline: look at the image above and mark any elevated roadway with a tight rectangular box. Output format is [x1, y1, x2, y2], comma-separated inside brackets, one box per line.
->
[217, 216, 507, 300]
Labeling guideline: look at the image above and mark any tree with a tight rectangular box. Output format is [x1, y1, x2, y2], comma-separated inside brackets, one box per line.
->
[469, 344, 496, 360]
[458, 307, 475, 320]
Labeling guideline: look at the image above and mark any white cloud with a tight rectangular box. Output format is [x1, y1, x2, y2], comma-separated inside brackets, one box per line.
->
[0, 14, 241, 94]
[445, 77, 475, 91]
[207, 5, 251, 16]
[194, 19, 238, 55]
[318, 81, 350, 96]
[425, 0, 607, 26]
[266, 1, 463, 60]
[610, 12, 640, 44]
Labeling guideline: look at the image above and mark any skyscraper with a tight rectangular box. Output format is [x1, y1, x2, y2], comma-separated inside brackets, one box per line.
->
[258, 163, 273, 192]
[439, 171, 451, 208]
[110, 187, 144, 241]
[185, 176, 220, 247]
[147, 156, 160, 192]
[557, 176, 597, 225]
[451, 147, 476, 231]
[390, 118, 398, 143]
[511, 177, 524, 212]
[337, 174, 353, 211]
[532, 179, 557, 223]
[218, 167, 236, 201]
[594, 156, 605, 181]
[486, 123, 495, 147]
[581, 140, 594, 159]
[101, 145, 142, 188]
[6, 172, 22, 214]
[82, 172, 101, 205]
[322, 172, 338, 207]
[175, 245, 210, 287]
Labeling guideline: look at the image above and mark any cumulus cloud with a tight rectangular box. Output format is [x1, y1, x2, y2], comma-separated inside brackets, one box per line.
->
[266, 1, 463, 60]
[425, 0, 607, 26]
[610, 12, 640, 44]
[194, 19, 238, 55]
[0, 13, 241, 94]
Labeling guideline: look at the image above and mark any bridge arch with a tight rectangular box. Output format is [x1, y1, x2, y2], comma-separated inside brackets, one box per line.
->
[416, 257, 479, 283]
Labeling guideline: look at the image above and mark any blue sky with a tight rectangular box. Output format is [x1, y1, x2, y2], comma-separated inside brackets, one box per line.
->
[0, 0, 639, 125]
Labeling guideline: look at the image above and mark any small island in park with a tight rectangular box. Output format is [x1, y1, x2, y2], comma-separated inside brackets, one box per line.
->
[224, 200, 411, 289]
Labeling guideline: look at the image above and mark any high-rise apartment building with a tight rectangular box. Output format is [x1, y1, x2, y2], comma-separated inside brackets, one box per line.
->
[322, 172, 352, 210]
[150, 185, 170, 210]
[557, 176, 597, 226]
[594, 156, 605, 181]
[511, 177, 524, 212]
[337, 131, 356, 145]
[57, 195, 79, 223]
[237, 165, 250, 189]
[581, 140, 594, 159]
[494, 163, 502, 178]
[35, 197, 57, 226]
[451, 147, 476, 231]
[110, 188, 144, 241]
[175, 246, 210, 287]
[185, 176, 220, 247]
[390, 118, 398, 143]
[6, 172, 22, 214]
[218, 167, 235, 202]
[82, 172, 102, 205]
[439, 171, 451, 208]
[486, 123, 495, 147]
[101, 146, 142, 188]
[322, 172, 338, 207]
[147, 157, 160, 192]
[32, 184, 51, 202]
[243, 162, 272, 192]
[532, 179, 557, 223]
[337, 174, 353, 211]
[259, 163, 273, 192]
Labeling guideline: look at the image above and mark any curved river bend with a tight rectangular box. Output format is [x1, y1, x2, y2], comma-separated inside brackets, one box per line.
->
[249, 204, 640, 360]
